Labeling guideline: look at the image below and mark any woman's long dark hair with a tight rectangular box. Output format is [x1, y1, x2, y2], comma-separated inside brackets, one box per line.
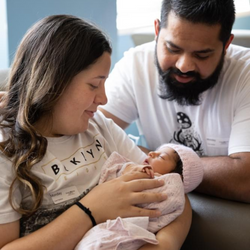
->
[0, 15, 112, 216]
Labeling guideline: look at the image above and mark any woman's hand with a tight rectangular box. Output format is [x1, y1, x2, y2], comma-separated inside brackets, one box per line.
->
[80, 171, 167, 224]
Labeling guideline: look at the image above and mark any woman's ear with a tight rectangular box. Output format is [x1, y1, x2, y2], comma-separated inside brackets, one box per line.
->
[154, 19, 161, 40]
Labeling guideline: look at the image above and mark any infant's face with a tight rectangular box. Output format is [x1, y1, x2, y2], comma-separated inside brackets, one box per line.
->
[143, 146, 179, 175]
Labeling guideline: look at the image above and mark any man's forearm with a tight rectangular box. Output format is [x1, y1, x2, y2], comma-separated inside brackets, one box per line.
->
[196, 153, 250, 203]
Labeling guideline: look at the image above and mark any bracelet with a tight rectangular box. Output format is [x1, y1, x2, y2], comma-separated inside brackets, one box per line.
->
[75, 201, 97, 227]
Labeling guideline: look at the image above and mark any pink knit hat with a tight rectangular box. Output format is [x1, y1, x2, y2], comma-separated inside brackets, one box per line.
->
[159, 143, 204, 193]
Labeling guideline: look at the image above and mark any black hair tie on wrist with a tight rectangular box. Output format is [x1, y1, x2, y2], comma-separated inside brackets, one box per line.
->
[75, 201, 97, 227]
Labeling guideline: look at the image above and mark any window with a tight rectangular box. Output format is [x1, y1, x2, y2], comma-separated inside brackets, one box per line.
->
[117, 0, 250, 34]
[116, 0, 161, 34]
[235, 0, 250, 16]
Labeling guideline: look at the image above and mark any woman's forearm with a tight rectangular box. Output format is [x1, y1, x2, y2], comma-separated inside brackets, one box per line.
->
[139, 195, 192, 250]
[2, 204, 92, 250]
[2, 172, 167, 250]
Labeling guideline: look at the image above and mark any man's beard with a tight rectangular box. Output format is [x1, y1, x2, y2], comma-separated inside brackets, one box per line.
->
[155, 49, 225, 106]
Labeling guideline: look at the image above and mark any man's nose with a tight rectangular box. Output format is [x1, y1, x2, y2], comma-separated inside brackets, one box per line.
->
[175, 54, 196, 73]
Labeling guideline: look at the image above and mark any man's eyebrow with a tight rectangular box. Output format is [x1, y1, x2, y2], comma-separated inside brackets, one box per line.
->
[194, 48, 215, 54]
[166, 41, 181, 49]
[166, 41, 214, 54]
[92, 75, 107, 79]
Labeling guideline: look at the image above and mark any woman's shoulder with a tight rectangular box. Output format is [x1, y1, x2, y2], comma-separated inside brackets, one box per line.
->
[91, 110, 117, 130]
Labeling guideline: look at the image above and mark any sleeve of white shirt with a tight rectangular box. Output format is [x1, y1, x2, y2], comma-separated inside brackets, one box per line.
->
[0, 157, 22, 224]
[227, 46, 250, 155]
[229, 78, 250, 155]
[102, 47, 139, 123]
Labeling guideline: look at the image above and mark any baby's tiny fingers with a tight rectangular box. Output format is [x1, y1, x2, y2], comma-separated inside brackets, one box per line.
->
[147, 169, 154, 178]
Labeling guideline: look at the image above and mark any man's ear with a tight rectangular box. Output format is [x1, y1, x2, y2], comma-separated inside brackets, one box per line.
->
[154, 19, 161, 40]
[225, 34, 234, 51]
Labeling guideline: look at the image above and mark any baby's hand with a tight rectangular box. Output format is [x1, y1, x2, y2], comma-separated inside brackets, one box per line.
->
[122, 164, 155, 178]
[122, 164, 145, 174]
[142, 165, 154, 178]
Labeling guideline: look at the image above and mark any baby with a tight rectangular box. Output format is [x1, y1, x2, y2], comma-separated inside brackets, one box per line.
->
[124, 143, 184, 179]
[75, 144, 203, 250]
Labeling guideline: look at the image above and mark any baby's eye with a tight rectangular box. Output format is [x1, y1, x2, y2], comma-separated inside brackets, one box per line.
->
[158, 153, 169, 161]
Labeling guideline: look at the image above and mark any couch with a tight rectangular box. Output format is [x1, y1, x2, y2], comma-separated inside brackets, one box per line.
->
[182, 192, 250, 249]
[1, 29, 250, 249]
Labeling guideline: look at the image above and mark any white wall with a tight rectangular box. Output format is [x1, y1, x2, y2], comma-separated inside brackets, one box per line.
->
[2, 0, 117, 69]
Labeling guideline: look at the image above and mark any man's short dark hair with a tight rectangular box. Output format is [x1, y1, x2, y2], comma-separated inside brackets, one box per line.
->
[160, 0, 235, 45]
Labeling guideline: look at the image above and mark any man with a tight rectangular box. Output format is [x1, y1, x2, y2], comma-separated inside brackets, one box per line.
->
[99, 0, 250, 203]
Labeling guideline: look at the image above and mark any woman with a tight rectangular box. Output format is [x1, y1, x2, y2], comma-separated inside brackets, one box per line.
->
[0, 15, 191, 250]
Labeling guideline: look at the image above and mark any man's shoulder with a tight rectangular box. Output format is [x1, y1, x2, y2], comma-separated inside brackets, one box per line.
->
[124, 41, 155, 59]
[227, 44, 250, 62]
